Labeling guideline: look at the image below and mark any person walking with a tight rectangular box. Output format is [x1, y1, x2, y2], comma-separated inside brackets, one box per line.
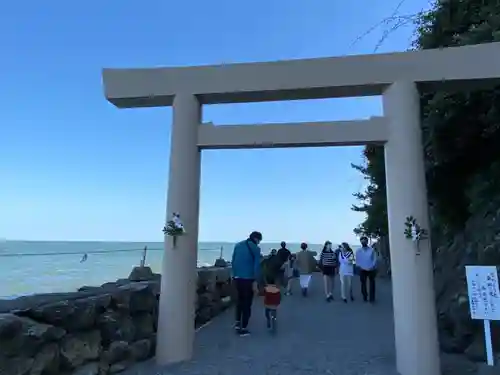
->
[284, 253, 298, 295]
[355, 236, 378, 303]
[275, 241, 291, 288]
[262, 249, 277, 292]
[231, 231, 263, 336]
[295, 242, 317, 297]
[318, 241, 338, 302]
[338, 242, 355, 303]
[336, 244, 343, 255]
[263, 274, 281, 333]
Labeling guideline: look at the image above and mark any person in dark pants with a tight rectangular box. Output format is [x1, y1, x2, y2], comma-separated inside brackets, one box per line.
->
[319, 241, 338, 302]
[355, 236, 378, 303]
[274, 242, 291, 288]
[231, 231, 262, 336]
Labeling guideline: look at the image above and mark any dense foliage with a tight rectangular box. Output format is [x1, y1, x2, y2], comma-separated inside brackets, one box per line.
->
[352, 0, 500, 241]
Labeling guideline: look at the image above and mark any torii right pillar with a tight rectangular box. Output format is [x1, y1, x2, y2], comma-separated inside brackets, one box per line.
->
[383, 81, 441, 375]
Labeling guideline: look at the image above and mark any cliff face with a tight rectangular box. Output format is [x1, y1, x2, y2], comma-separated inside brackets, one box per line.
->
[374, 183, 500, 363]
[433, 187, 500, 362]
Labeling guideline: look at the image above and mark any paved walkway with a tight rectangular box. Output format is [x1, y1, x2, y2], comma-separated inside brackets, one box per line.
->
[124, 275, 398, 375]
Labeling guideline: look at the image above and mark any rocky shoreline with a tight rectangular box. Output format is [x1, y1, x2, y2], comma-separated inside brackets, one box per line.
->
[0, 265, 233, 375]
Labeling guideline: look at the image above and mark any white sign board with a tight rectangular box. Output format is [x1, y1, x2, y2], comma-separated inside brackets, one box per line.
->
[465, 265, 500, 321]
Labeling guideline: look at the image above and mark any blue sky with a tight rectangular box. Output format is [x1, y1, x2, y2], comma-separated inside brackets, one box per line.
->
[0, 0, 430, 243]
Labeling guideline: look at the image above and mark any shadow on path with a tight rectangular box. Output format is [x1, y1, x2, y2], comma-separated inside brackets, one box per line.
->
[124, 275, 398, 375]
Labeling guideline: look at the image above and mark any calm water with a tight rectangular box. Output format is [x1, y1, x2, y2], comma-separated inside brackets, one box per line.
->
[0, 240, 326, 298]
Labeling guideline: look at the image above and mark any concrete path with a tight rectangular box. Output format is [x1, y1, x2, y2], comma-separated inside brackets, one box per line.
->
[124, 275, 398, 375]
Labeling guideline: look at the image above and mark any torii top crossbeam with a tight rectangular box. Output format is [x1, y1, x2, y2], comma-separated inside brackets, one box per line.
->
[100, 43, 500, 375]
[102, 42, 500, 108]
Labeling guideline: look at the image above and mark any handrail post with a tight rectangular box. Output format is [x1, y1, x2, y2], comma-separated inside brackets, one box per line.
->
[140, 246, 147, 267]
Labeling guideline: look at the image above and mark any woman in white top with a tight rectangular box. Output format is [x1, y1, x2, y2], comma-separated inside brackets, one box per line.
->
[338, 242, 355, 303]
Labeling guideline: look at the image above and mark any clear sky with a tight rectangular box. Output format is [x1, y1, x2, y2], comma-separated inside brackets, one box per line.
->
[0, 0, 430, 243]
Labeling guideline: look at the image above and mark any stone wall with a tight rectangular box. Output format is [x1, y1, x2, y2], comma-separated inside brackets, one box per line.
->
[0, 265, 233, 375]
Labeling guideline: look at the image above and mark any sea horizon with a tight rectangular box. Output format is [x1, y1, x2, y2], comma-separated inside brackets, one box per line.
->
[1, 239, 352, 299]
[0, 239, 331, 256]
[0, 241, 336, 245]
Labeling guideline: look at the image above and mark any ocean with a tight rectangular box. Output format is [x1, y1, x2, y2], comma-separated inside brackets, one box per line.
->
[0, 240, 326, 298]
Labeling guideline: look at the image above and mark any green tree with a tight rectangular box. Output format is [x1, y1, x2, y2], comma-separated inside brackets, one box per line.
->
[351, 145, 387, 239]
[352, 0, 500, 240]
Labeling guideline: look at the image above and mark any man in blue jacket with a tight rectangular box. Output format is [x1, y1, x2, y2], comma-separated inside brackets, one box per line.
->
[231, 231, 262, 336]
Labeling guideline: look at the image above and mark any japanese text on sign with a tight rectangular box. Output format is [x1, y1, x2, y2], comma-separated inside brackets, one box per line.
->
[465, 266, 500, 321]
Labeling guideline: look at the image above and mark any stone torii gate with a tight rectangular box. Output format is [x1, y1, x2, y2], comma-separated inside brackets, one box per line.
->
[102, 42, 500, 375]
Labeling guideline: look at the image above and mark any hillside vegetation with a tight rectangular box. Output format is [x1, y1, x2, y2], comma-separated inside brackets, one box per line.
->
[351, 0, 500, 362]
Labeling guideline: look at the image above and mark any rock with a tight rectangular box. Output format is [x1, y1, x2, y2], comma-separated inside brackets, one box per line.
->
[205, 280, 217, 294]
[128, 267, 156, 282]
[0, 291, 108, 315]
[109, 362, 130, 373]
[112, 284, 157, 314]
[214, 258, 228, 268]
[71, 362, 100, 375]
[213, 267, 231, 282]
[30, 343, 60, 375]
[132, 313, 154, 340]
[464, 333, 489, 362]
[0, 357, 34, 375]
[431, 198, 500, 363]
[196, 292, 212, 309]
[24, 295, 111, 332]
[0, 266, 233, 375]
[197, 269, 217, 290]
[148, 334, 157, 357]
[219, 283, 233, 299]
[151, 303, 158, 332]
[369, 191, 500, 368]
[478, 243, 500, 265]
[97, 310, 136, 345]
[60, 330, 101, 369]
[440, 352, 478, 375]
[221, 296, 232, 310]
[0, 314, 66, 357]
[477, 363, 500, 375]
[103, 341, 130, 365]
[130, 339, 151, 361]
[439, 330, 463, 354]
[447, 293, 477, 352]
[77, 286, 103, 293]
[0, 312, 22, 338]
[100, 280, 130, 290]
[196, 306, 212, 326]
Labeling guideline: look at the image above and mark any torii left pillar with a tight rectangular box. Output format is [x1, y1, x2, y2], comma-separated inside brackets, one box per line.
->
[156, 94, 201, 365]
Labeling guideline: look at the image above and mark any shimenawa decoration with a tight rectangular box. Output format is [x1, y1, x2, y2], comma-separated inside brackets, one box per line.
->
[162, 212, 185, 248]
[404, 216, 428, 255]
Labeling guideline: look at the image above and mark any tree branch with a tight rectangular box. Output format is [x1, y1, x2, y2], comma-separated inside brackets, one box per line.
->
[350, 0, 422, 52]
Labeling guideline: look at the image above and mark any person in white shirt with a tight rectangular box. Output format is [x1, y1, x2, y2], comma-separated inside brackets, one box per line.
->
[355, 236, 378, 303]
[338, 242, 355, 303]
